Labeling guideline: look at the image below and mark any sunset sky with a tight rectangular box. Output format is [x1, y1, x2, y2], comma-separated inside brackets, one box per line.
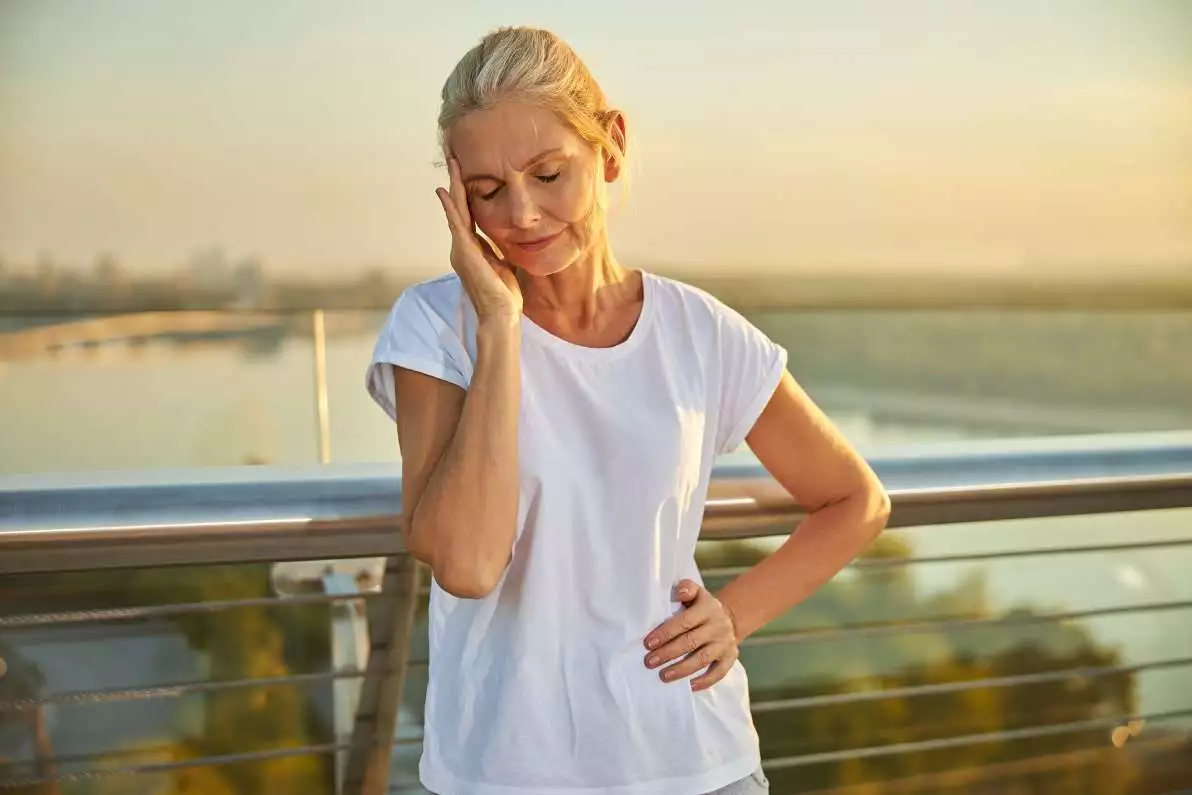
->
[1, 0, 1189, 278]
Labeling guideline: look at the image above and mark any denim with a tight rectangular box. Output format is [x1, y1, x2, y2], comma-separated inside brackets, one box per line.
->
[705, 767, 769, 794]
[427, 766, 769, 795]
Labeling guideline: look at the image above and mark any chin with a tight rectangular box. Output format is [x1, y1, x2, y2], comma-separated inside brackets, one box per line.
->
[507, 247, 578, 277]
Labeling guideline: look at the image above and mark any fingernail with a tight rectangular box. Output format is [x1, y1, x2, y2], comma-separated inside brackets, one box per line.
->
[662, 670, 674, 681]
[646, 637, 659, 650]
[647, 655, 659, 667]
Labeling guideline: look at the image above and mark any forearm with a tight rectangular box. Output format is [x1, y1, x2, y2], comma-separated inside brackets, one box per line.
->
[412, 316, 522, 596]
[717, 484, 890, 640]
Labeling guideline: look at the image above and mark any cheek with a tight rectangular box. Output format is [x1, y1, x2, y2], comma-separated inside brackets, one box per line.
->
[469, 201, 504, 238]
[552, 175, 598, 225]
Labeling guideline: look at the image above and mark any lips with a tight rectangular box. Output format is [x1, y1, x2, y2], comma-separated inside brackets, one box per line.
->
[512, 230, 563, 252]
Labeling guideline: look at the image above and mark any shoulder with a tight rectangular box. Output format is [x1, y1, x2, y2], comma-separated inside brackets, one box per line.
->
[393, 272, 465, 316]
[369, 272, 474, 396]
[380, 272, 472, 338]
[375, 272, 474, 352]
[645, 272, 752, 332]
[646, 271, 784, 365]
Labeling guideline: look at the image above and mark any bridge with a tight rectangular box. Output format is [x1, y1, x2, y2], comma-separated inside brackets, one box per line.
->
[0, 312, 289, 359]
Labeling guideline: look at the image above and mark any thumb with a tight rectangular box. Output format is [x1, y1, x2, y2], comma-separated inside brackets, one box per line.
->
[673, 579, 700, 604]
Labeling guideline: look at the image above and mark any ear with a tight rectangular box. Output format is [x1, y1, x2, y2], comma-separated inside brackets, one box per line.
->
[602, 111, 627, 183]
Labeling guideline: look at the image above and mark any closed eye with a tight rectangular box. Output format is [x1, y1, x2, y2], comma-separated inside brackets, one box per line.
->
[475, 172, 558, 201]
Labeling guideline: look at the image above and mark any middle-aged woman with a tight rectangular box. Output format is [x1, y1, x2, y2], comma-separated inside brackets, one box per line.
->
[366, 26, 891, 795]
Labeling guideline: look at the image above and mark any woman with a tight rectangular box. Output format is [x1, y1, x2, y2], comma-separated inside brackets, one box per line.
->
[366, 26, 890, 795]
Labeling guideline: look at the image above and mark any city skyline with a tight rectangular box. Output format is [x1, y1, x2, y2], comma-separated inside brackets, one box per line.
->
[2, 1, 1190, 278]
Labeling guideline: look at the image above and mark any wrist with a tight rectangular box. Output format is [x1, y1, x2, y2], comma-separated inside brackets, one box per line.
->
[477, 311, 521, 338]
[720, 594, 744, 644]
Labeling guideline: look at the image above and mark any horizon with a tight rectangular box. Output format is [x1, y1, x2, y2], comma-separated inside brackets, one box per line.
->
[5, 250, 1191, 286]
[2, 2, 1190, 278]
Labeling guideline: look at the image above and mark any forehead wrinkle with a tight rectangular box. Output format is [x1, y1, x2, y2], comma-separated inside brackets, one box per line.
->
[457, 105, 574, 181]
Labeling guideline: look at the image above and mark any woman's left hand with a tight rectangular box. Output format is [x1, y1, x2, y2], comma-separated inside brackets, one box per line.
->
[644, 579, 740, 692]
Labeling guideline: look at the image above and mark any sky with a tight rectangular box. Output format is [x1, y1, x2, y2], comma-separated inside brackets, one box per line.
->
[1, 0, 1190, 278]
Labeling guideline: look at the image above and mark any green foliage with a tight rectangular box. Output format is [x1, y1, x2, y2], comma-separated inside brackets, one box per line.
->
[1, 565, 335, 795]
[110, 565, 334, 795]
[698, 536, 1146, 794]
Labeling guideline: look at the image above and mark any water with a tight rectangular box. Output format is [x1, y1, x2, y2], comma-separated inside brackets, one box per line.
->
[6, 308, 1190, 475]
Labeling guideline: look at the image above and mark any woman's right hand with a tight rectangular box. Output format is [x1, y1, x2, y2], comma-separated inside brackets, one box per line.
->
[436, 158, 523, 321]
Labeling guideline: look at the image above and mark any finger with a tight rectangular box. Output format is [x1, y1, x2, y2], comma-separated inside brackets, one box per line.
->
[659, 640, 730, 683]
[435, 187, 465, 236]
[674, 579, 700, 604]
[646, 624, 717, 669]
[447, 158, 473, 229]
[690, 656, 736, 692]
[644, 601, 710, 651]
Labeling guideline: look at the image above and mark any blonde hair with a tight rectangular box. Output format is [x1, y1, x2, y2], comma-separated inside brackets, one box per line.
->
[438, 27, 627, 185]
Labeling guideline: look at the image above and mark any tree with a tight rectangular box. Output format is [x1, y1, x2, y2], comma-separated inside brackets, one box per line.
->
[1, 565, 336, 795]
[695, 535, 1145, 794]
[0, 640, 60, 795]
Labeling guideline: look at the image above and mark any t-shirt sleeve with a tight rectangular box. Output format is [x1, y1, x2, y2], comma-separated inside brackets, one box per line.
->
[715, 304, 788, 455]
[365, 288, 471, 422]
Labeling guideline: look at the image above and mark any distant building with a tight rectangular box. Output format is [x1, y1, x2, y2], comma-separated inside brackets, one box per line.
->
[184, 245, 232, 291]
[93, 253, 124, 289]
[231, 257, 266, 308]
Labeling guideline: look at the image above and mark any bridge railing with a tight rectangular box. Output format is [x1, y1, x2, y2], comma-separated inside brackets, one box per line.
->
[1, 433, 1191, 793]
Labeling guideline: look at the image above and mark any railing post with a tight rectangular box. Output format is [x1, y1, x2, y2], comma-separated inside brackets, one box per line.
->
[312, 308, 331, 464]
[342, 554, 422, 795]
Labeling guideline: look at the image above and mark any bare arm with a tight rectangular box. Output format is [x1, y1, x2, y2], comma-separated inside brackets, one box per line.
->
[394, 317, 521, 598]
[392, 156, 526, 599]
[717, 370, 891, 638]
[643, 368, 890, 689]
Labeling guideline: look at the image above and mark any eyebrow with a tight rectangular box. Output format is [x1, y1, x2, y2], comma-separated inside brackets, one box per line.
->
[463, 148, 566, 184]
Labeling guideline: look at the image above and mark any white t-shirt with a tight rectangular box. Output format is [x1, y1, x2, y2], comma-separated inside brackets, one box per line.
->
[366, 271, 787, 795]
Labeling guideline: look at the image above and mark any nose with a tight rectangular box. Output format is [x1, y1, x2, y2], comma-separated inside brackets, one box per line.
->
[507, 180, 541, 230]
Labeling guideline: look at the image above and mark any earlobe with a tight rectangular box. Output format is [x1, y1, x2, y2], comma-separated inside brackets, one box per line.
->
[603, 152, 621, 183]
[603, 111, 627, 183]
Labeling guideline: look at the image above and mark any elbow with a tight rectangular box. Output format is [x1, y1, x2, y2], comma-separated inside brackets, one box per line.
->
[867, 481, 892, 538]
[433, 560, 505, 599]
[405, 497, 515, 599]
[407, 521, 507, 599]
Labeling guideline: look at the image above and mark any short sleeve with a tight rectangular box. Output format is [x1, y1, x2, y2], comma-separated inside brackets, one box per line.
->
[364, 287, 471, 422]
[715, 305, 788, 455]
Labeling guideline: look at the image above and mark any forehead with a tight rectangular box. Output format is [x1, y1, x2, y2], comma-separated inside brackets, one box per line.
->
[449, 101, 586, 175]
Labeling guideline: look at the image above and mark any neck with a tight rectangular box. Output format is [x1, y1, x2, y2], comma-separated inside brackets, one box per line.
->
[518, 234, 636, 319]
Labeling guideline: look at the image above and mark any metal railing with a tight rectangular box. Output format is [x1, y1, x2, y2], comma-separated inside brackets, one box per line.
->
[1, 432, 1191, 793]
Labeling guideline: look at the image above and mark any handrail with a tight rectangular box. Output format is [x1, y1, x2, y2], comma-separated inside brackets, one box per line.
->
[1, 432, 1190, 575]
